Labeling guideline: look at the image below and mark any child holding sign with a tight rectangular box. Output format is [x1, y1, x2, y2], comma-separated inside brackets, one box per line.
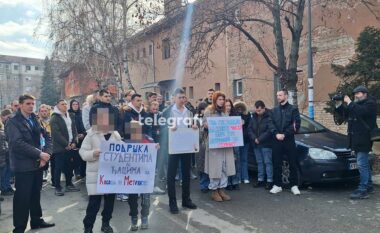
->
[79, 108, 122, 233]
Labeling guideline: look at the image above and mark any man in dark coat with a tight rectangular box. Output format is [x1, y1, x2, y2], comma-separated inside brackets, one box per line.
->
[335, 85, 378, 199]
[6, 94, 55, 233]
[270, 89, 301, 195]
[89, 89, 119, 129]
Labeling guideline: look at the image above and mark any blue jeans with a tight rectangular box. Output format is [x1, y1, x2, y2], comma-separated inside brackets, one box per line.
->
[228, 147, 241, 185]
[1, 162, 12, 191]
[239, 144, 249, 181]
[356, 152, 372, 192]
[254, 148, 273, 182]
[199, 172, 210, 190]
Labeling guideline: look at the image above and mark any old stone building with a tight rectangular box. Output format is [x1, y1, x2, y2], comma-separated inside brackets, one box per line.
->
[127, 0, 380, 132]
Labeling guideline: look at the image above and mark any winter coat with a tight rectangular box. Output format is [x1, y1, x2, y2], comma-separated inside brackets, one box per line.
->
[5, 110, 52, 172]
[271, 102, 301, 141]
[143, 112, 161, 143]
[82, 104, 92, 131]
[79, 129, 122, 195]
[0, 129, 7, 168]
[234, 101, 252, 144]
[248, 109, 274, 148]
[335, 96, 378, 152]
[50, 108, 78, 154]
[195, 114, 207, 173]
[203, 108, 236, 179]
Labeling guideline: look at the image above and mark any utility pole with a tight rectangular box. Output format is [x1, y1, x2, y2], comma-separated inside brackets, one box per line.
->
[307, 0, 314, 119]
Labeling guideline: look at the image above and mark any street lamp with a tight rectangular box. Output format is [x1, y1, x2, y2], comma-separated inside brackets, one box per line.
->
[307, 0, 314, 120]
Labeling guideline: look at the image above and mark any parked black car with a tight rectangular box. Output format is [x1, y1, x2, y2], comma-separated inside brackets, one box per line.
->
[248, 115, 362, 186]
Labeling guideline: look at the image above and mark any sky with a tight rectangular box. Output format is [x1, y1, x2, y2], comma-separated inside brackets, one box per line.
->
[0, 0, 50, 59]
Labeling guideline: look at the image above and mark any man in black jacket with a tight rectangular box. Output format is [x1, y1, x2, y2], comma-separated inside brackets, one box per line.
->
[270, 89, 301, 195]
[335, 85, 378, 199]
[248, 101, 274, 190]
[89, 89, 119, 129]
[123, 94, 145, 139]
[6, 94, 55, 233]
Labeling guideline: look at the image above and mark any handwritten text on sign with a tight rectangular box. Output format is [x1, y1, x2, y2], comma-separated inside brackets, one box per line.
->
[97, 141, 157, 194]
[208, 116, 244, 149]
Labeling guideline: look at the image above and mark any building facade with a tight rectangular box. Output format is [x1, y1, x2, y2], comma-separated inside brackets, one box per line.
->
[0, 55, 45, 107]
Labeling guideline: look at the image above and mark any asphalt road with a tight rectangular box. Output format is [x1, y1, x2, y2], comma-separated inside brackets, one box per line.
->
[1, 180, 380, 233]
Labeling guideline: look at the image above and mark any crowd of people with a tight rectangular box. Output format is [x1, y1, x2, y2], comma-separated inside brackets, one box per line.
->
[0, 84, 376, 233]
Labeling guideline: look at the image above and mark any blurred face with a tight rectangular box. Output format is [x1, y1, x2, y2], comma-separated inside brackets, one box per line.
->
[354, 92, 367, 102]
[149, 94, 157, 103]
[207, 91, 214, 101]
[216, 96, 225, 107]
[94, 109, 114, 132]
[125, 91, 135, 102]
[157, 95, 163, 104]
[150, 104, 159, 114]
[100, 93, 112, 104]
[20, 99, 35, 115]
[57, 101, 68, 113]
[132, 96, 142, 109]
[11, 100, 19, 112]
[255, 106, 265, 116]
[1, 114, 11, 123]
[175, 93, 186, 107]
[39, 107, 49, 119]
[72, 101, 79, 111]
[277, 91, 288, 104]
[225, 101, 232, 113]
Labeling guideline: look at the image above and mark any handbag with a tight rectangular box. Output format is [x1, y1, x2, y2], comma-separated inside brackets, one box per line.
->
[357, 116, 380, 142]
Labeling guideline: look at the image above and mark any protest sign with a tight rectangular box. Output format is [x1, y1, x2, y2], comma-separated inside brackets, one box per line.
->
[208, 116, 244, 149]
[97, 141, 157, 194]
[169, 128, 199, 154]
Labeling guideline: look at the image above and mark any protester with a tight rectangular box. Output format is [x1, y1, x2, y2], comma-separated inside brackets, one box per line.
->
[225, 99, 241, 190]
[194, 101, 210, 193]
[203, 92, 235, 202]
[157, 94, 165, 112]
[248, 100, 274, 190]
[234, 101, 251, 184]
[147, 92, 158, 104]
[69, 99, 87, 179]
[79, 108, 120, 233]
[123, 89, 136, 104]
[144, 101, 166, 194]
[89, 90, 119, 129]
[335, 85, 378, 199]
[50, 99, 80, 196]
[11, 100, 20, 113]
[0, 120, 7, 207]
[124, 120, 159, 231]
[161, 88, 197, 214]
[6, 94, 55, 233]
[270, 89, 301, 195]
[0, 109, 13, 196]
[82, 94, 96, 131]
[38, 104, 52, 182]
[203, 89, 214, 106]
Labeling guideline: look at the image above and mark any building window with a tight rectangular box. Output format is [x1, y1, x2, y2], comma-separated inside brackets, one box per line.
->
[162, 39, 170, 59]
[233, 79, 243, 97]
[5, 65, 9, 71]
[35, 66, 39, 71]
[215, 83, 221, 91]
[137, 49, 140, 60]
[14, 65, 19, 71]
[26, 65, 31, 71]
[143, 48, 146, 58]
[149, 44, 153, 55]
[189, 86, 194, 99]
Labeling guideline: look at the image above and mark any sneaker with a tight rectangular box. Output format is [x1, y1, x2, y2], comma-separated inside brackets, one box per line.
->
[253, 181, 265, 188]
[116, 194, 122, 201]
[141, 216, 149, 230]
[350, 190, 369, 200]
[269, 185, 282, 194]
[367, 186, 374, 194]
[130, 216, 138, 231]
[182, 199, 197, 209]
[243, 179, 250, 184]
[153, 186, 165, 195]
[291, 186, 301, 195]
[191, 172, 198, 180]
[55, 188, 64, 196]
[66, 184, 80, 192]
[122, 194, 128, 202]
[101, 222, 113, 233]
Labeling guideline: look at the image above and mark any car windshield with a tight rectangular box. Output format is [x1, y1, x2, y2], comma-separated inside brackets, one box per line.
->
[298, 115, 327, 134]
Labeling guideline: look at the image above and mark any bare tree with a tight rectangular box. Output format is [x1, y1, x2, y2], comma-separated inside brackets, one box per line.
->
[45, 0, 163, 96]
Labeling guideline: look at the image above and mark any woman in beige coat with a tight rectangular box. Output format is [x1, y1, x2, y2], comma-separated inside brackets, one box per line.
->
[204, 91, 236, 202]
